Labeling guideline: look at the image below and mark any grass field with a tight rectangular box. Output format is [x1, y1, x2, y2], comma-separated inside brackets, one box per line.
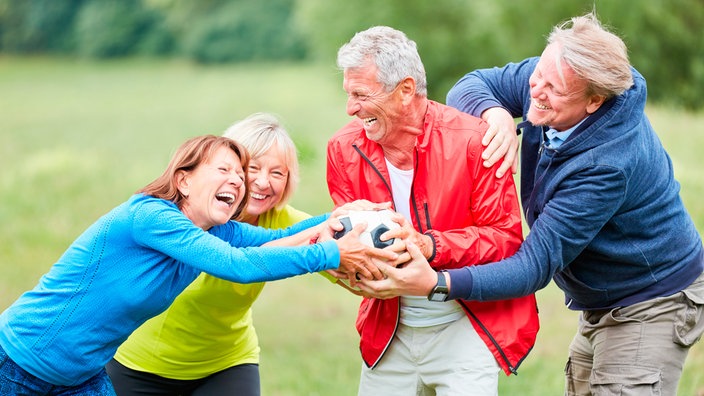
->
[1, 56, 703, 395]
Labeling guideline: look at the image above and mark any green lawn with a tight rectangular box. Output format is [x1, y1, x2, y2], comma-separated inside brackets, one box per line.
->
[1, 57, 702, 395]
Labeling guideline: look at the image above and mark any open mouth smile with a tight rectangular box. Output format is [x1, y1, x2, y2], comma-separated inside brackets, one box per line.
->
[215, 192, 235, 207]
[250, 192, 268, 200]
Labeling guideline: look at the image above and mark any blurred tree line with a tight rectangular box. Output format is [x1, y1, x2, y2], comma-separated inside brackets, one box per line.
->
[1, 0, 702, 109]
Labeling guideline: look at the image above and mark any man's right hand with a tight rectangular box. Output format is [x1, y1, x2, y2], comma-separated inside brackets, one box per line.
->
[481, 107, 519, 178]
[334, 223, 398, 287]
[356, 242, 438, 299]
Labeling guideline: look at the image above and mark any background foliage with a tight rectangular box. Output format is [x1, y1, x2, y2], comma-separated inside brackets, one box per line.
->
[0, 56, 704, 396]
[1, 0, 703, 394]
[0, 0, 703, 108]
[1, 57, 702, 395]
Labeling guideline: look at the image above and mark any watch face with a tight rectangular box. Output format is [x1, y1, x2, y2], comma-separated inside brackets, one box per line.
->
[428, 292, 448, 302]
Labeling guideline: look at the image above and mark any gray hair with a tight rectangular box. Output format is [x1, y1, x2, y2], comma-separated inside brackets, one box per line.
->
[548, 12, 633, 99]
[223, 113, 299, 209]
[337, 26, 427, 97]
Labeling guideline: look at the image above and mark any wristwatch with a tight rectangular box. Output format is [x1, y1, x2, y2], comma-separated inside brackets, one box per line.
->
[427, 271, 449, 302]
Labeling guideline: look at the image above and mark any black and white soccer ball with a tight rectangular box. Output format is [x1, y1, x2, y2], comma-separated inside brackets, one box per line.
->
[333, 209, 401, 248]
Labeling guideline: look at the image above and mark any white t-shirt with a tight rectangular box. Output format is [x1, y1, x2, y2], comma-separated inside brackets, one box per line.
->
[385, 159, 464, 327]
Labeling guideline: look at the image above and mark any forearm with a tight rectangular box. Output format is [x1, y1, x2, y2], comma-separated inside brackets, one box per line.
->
[283, 214, 329, 236]
[264, 223, 321, 247]
[214, 242, 341, 283]
[445, 244, 550, 302]
[446, 72, 504, 117]
[447, 59, 537, 118]
[446, 267, 474, 300]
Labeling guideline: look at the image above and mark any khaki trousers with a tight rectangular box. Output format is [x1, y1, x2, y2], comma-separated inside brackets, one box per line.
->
[565, 272, 704, 395]
[358, 317, 500, 396]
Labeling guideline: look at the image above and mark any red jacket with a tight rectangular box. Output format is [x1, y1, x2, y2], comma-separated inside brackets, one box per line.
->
[326, 100, 539, 375]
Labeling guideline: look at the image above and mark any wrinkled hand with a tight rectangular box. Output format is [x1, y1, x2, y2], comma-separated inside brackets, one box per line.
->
[356, 242, 437, 299]
[481, 107, 519, 178]
[380, 213, 433, 260]
[335, 279, 367, 296]
[323, 270, 370, 297]
[334, 223, 398, 287]
[381, 237, 411, 268]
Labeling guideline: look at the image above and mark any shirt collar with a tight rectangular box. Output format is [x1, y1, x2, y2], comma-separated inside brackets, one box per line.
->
[545, 117, 588, 148]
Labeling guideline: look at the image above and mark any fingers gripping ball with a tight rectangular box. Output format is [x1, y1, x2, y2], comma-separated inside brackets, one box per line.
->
[333, 209, 400, 248]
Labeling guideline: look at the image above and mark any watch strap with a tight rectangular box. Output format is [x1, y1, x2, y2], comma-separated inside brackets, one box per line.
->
[427, 271, 449, 302]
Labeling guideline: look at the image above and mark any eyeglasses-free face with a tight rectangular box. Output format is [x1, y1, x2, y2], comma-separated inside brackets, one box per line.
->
[528, 43, 605, 132]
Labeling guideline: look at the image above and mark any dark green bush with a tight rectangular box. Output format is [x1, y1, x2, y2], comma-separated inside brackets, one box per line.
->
[73, 0, 151, 58]
[0, 0, 85, 53]
[0, 0, 701, 109]
[181, 0, 306, 64]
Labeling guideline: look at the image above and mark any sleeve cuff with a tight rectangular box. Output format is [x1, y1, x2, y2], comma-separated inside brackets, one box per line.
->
[446, 268, 473, 300]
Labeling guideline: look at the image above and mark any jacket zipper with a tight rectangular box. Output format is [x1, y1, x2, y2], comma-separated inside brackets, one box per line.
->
[458, 300, 520, 374]
[352, 144, 394, 197]
[351, 143, 525, 373]
[352, 143, 401, 370]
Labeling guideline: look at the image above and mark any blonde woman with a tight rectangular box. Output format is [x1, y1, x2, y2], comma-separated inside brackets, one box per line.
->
[106, 113, 353, 395]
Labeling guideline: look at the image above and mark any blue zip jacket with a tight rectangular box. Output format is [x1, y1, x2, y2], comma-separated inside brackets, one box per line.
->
[0, 194, 338, 386]
[445, 57, 703, 310]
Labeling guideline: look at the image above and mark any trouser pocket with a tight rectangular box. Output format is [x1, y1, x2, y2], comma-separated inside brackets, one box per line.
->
[675, 274, 704, 346]
[591, 366, 661, 396]
[564, 357, 591, 396]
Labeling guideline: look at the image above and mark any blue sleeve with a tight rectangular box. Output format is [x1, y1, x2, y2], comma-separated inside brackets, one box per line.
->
[210, 213, 330, 247]
[450, 165, 628, 302]
[446, 267, 473, 300]
[446, 57, 538, 119]
[131, 197, 339, 283]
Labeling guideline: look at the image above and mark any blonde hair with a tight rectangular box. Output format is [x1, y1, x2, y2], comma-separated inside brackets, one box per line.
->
[548, 12, 633, 99]
[223, 113, 299, 210]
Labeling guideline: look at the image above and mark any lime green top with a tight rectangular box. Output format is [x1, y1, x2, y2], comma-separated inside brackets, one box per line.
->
[114, 205, 334, 379]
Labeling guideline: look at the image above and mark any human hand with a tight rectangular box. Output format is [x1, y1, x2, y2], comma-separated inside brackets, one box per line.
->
[334, 223, 398, 287]
[356, 242, 438, 299]
[379, 213, 433, 260]
[334, 279, 367, 296]
[381, 237, 411, 268]
[324, 268, 347, 280]
[480, 107, 519, 178]
[323, 270, 371, 297]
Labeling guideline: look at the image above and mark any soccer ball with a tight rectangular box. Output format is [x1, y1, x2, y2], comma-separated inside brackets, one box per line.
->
[333, 209, 401, 248]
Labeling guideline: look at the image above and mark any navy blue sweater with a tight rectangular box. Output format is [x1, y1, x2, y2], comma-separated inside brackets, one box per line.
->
[445, 57, 703, 310]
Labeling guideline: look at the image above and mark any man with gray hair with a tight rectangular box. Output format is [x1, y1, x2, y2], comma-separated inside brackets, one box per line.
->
[326, 26, 539, 395]
[358, 13, 704, 395]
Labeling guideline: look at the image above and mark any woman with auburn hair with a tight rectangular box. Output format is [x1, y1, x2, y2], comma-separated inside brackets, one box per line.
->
[0, 134, 394, 395]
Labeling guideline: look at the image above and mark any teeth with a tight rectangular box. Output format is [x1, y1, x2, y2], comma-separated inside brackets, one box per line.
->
[216, 192, 235, 205]
[534, 101, 550, 110]
[363, 117, 377, 125]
